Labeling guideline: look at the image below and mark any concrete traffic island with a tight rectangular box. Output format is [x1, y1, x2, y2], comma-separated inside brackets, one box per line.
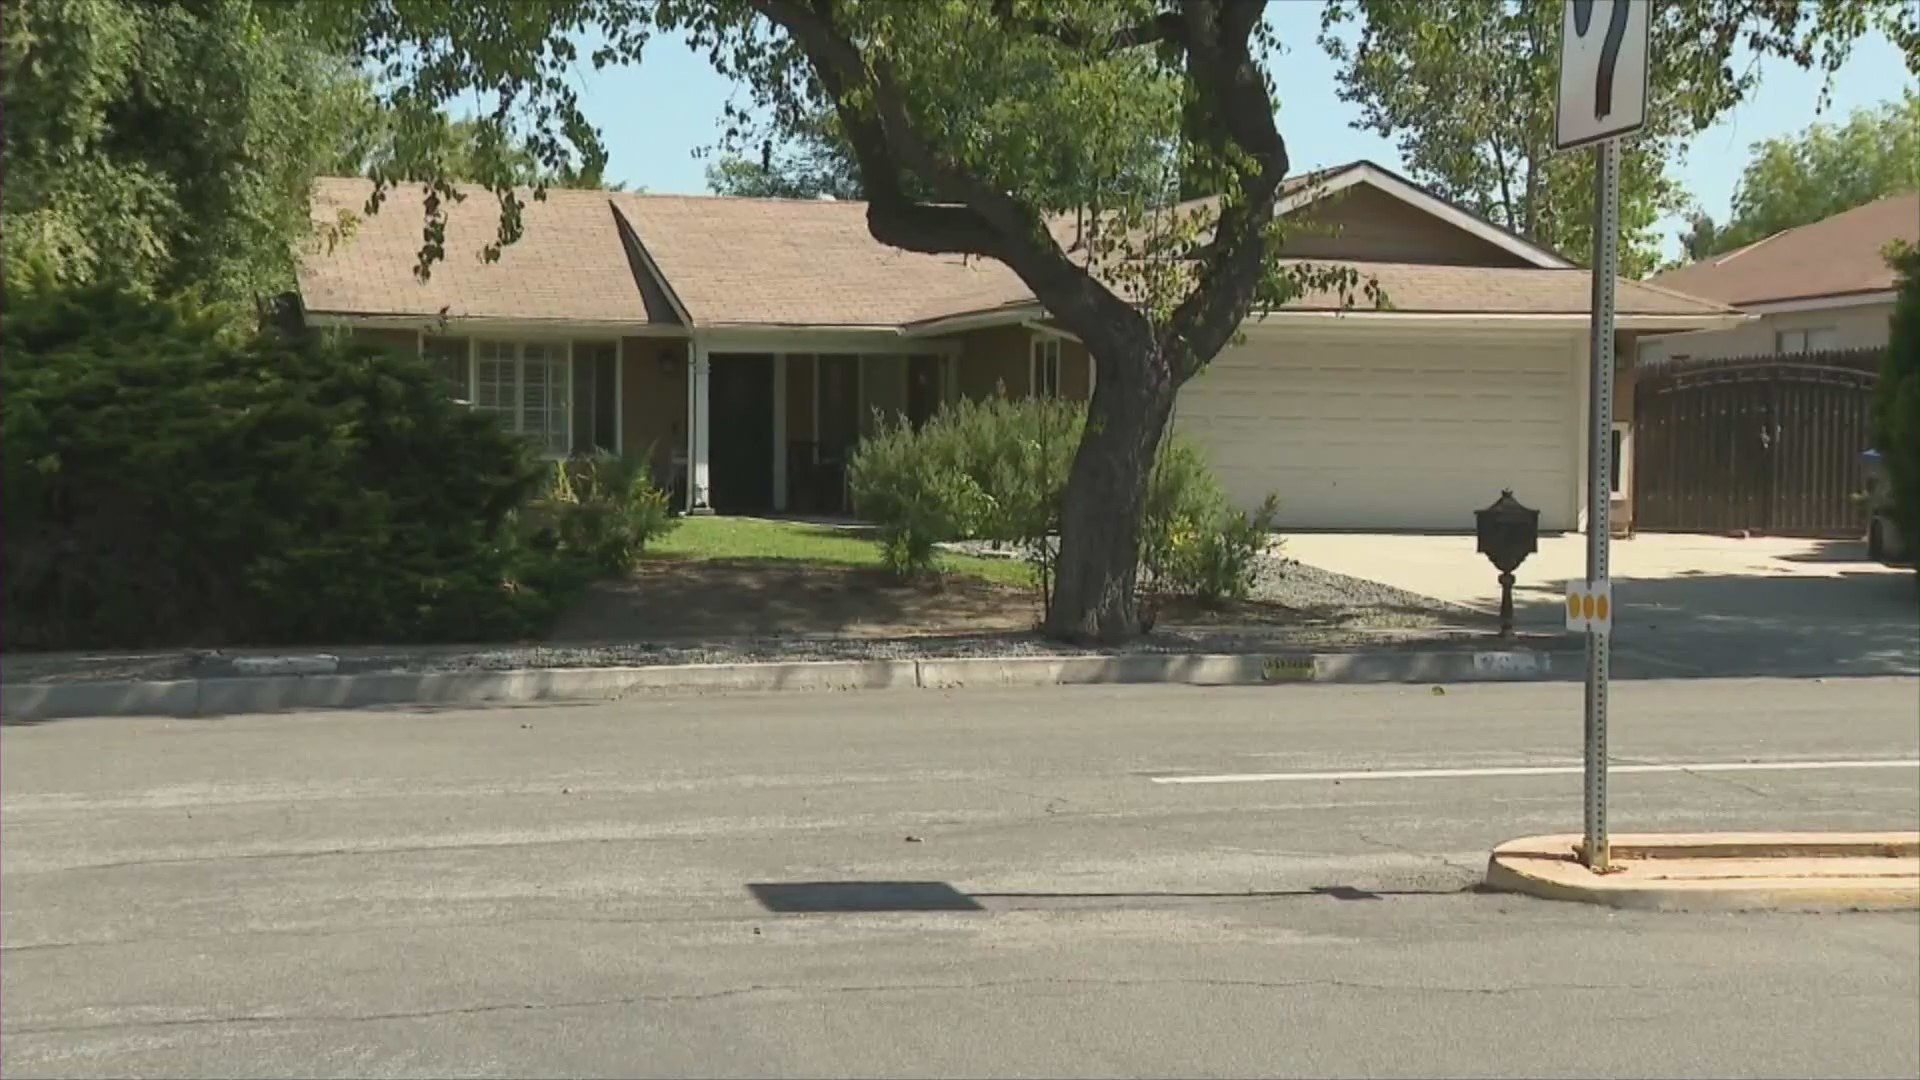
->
[1485, 832, 1920, 912]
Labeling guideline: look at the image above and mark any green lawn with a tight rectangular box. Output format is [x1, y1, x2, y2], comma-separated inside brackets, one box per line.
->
[648, 516, 1033, 587]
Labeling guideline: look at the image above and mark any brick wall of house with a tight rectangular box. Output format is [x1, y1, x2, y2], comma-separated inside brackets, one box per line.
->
[622, 337, 688, 477]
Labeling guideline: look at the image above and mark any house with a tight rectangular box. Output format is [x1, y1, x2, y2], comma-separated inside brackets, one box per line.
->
[298, 161, 1742, 533]
[1640, 192, 1918, 365]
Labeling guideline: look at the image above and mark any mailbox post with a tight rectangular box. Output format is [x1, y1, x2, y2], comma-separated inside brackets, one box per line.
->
[1475, 489, 1540, 638]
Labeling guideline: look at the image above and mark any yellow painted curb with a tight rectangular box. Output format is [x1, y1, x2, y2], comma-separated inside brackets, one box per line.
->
[1484, 832, 1920, 912]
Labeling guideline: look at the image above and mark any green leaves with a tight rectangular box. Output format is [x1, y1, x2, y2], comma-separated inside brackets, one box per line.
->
[1707, 92, 1918, 256]
[2, 0, 363, 305]
[1321, 0, 1916, 276]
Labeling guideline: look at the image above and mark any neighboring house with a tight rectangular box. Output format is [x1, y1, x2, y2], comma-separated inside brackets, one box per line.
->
[298, 160, 1740, 532]
[1642, 192, 1919, 365]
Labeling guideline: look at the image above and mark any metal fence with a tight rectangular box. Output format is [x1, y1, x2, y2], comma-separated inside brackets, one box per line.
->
[1634, 349, 1882, 536]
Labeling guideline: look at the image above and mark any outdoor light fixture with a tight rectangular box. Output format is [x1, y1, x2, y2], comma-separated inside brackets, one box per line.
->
[1475, 488, 1540, 638]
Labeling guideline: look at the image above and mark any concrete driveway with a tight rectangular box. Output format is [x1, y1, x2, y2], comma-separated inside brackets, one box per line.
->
[1284, 532, 1918, 679]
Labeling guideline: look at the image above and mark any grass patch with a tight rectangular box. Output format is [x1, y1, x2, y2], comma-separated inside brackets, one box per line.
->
[648, 516, 1033, 587]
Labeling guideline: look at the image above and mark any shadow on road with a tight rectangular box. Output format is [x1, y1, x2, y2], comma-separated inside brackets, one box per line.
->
[746, 880, 1470, 914]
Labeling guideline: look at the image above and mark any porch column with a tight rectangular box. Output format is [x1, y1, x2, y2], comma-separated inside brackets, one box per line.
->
[688, 339, 713, 514]
[772, 353, 789, 512]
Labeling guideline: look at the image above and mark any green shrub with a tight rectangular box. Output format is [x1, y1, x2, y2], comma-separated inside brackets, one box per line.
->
[1874, 244, 1918, 555]
[1175, 495, 1282, 606]
[847, 390, 1273, 610]
[533, 451, 678, 575]
[0, 279, 580, 648]
[1138, 441, 1279, 608]
[852, 388, 1282, 611]
[849, 394, 1083, 579]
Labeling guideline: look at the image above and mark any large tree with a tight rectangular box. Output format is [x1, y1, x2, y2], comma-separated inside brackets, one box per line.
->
[1703, 92, 1918, 255]
[319, 0, 1383, 641]
[1319, 0, 1920, 276]
[1, 0, 364, 305]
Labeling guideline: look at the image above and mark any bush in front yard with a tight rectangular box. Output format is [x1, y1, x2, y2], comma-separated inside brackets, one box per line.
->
[528, 451, 678, 575]
[849, 394, 1081, 578]
[849, 391, 1278, 608]
[0, 278, 581, 649]
[846, 413, 994, 576]
[1138, 442, 1280, 610]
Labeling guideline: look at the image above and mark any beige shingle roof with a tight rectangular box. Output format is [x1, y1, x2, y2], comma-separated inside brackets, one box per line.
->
[1650, 193, 1920, 307]
[298, 177, 1734, 328]
[610, 192, 1031, 327]
[302, 178, 669, 324]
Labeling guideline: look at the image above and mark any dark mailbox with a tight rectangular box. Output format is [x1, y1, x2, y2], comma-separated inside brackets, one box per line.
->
[1475, 489, 1539, 637]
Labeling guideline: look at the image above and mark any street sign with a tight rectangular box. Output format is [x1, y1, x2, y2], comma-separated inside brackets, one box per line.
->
[1555, 0, 1651, 150]
[1563, 579, 1613, 635]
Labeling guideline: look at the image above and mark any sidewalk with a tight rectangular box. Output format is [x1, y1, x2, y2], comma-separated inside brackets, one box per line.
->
[1486, 832, 1920, 912]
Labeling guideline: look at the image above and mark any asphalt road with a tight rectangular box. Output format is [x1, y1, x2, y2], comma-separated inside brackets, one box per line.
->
[4, 679, 1917, 1079]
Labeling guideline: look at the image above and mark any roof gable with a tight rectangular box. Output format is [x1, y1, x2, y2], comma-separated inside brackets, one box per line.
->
[608, 192, 1030, 328]
[1275, 161, 1575, 269]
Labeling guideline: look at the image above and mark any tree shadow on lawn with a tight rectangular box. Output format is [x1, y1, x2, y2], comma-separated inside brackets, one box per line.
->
[549, 557, 1044, 642]
[552, 558, 1467, 645]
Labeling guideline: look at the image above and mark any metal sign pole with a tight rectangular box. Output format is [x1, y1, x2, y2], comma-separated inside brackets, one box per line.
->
[1582, 138, 1620, 871]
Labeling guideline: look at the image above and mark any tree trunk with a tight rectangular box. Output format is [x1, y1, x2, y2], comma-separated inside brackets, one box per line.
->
[1044, 342, 1177, 643]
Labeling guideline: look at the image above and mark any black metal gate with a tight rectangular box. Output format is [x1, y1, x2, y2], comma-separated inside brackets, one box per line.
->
[1634, 351, 1880, 536]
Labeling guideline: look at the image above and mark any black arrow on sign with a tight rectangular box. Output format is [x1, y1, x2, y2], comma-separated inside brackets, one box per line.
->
[1571, 0, 1633, 120]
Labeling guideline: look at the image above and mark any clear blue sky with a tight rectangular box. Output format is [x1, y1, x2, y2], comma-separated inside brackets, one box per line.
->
[562, 3, 1912, 260]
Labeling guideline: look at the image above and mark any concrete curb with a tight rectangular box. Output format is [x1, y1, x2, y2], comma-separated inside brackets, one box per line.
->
[1484, 832, 1920, 913]
[1, 647, 1575, 722]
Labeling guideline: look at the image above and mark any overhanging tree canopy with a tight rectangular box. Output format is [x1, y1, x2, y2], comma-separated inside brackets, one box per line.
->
[316, 0, 1378, 642]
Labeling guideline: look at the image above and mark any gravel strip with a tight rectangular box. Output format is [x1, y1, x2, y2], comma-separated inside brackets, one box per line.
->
[1247, 553, 1477, 629]
[1, 551, 1523, 685]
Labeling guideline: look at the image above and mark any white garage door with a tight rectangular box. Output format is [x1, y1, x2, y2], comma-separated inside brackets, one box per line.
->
[1174, 329, 1579, 530]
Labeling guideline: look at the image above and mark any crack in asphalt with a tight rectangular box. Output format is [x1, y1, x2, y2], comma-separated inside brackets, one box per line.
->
[1353, 830, 1482, 880]
[8, 975, 1665, 1036]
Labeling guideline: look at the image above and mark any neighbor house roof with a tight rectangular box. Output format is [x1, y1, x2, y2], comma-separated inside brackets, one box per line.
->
[1279, 261, 1739, 316]
[1650, 192, 1920, 309]
[299, 172, 1737, 332]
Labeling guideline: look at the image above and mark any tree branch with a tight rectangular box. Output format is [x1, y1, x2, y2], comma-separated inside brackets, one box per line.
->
[988, 0, 1186, 54]
[1162, 0, 1292, 374]
[748, 0, 1147, 344]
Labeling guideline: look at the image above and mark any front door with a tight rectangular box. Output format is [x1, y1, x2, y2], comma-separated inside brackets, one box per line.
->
[708, 354, 774, 513]
[815, 354, 861, 515]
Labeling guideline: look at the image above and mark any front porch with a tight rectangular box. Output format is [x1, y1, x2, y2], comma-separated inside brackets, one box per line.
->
[347, 321, 1092, 515]
[667, 327, 1092, 516]
[690, 350, 956, 516]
